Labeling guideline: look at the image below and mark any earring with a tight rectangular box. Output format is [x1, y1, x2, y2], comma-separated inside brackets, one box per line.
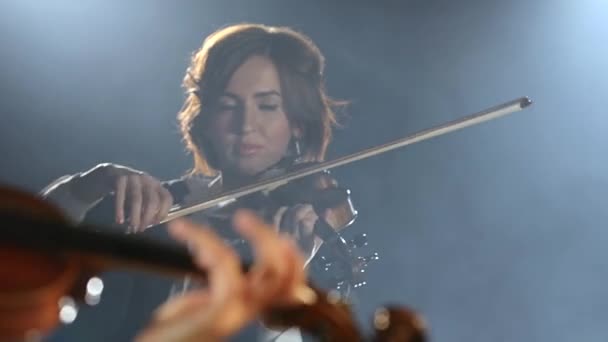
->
[294, 139, 302, 157]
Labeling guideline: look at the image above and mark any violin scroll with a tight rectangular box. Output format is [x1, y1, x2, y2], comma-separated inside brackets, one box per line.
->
[372, 306, 428, 342]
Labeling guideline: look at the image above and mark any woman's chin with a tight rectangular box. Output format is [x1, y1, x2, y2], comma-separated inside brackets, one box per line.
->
[225, 156, 284, 179]
[233, 162, 267, 178]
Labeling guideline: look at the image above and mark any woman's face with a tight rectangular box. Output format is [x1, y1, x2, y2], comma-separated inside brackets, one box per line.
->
[206, 55, 295, 176]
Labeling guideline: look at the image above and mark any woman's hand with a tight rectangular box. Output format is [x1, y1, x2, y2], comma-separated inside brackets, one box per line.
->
[273, 204, 323, 263]
[73, 163, 173, 232]
[134, 210, 309, 342]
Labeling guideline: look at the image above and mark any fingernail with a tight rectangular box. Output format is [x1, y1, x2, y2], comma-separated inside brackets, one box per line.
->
[167, 220, 190, 240]
[153, 301, 181, 322]
[292, 285, 317, 305]
[169, 219, 186, 232]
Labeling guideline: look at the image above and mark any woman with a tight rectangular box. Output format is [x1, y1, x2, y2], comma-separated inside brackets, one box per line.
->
[42, 22, 344, 259]
[41, 23, 350, 341]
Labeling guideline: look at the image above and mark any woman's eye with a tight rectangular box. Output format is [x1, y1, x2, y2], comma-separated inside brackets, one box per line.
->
[259, 104, 279, 111]
[218, 104, 237, 112]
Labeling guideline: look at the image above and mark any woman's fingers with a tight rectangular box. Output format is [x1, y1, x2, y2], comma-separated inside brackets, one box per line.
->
[156, 186, 173, 224]
[272, 206, 288, 233]
[297, 205, 318, 237]
[233, 210, 307, 305]
[114, 175, 127, 224]
[164, 219, 251, 339]
[276, 204, 318, 256]
[113, 173, 173, 232]
[149, 292, 211, 325]
[140, 179, 161, 230]
[128, 175, 143, 230]
[137, 214, 311, 342]
[168, 220, 243, 307]
[269, 235, 309, 306]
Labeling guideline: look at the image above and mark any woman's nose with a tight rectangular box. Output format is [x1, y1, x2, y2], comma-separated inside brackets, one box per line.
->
[239, 104, 257, 134]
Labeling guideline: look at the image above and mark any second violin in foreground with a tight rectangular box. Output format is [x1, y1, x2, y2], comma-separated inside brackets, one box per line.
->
[0, 185, 427, 341]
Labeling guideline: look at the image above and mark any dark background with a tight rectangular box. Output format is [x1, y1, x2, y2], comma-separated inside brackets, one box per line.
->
[2, 0, 607, 341]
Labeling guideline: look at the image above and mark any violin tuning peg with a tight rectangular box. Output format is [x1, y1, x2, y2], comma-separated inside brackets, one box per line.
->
[363, 252, 380, 263]
[355, 252, 380, 272]
[348, 233, 368, 249]
[359, 251, 379, 263]
[351, 267, 369, 289]
[353, 279, 367, 288]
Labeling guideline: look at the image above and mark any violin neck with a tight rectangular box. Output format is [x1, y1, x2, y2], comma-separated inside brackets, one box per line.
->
[2, 212, 205, 279]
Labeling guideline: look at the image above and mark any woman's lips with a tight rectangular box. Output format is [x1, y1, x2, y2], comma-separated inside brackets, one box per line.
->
[237, 143, 263, 156]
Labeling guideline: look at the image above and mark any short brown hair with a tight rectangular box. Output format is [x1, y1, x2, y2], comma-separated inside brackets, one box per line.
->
[178, 23, 345, 176]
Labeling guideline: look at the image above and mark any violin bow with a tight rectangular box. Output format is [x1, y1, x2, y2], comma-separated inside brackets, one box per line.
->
[161, 96, 533, 224]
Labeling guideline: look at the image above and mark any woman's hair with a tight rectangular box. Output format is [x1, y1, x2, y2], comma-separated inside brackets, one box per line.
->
[177, 23, 345, 176]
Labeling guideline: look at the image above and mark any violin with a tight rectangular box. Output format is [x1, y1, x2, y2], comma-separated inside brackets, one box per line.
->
[84, 96, 533, 294]
[0, 184, 426, 341]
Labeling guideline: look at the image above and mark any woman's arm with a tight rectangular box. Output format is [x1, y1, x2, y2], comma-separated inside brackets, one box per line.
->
[39, 173, 105, 223]
[39, 163, 173, 230]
